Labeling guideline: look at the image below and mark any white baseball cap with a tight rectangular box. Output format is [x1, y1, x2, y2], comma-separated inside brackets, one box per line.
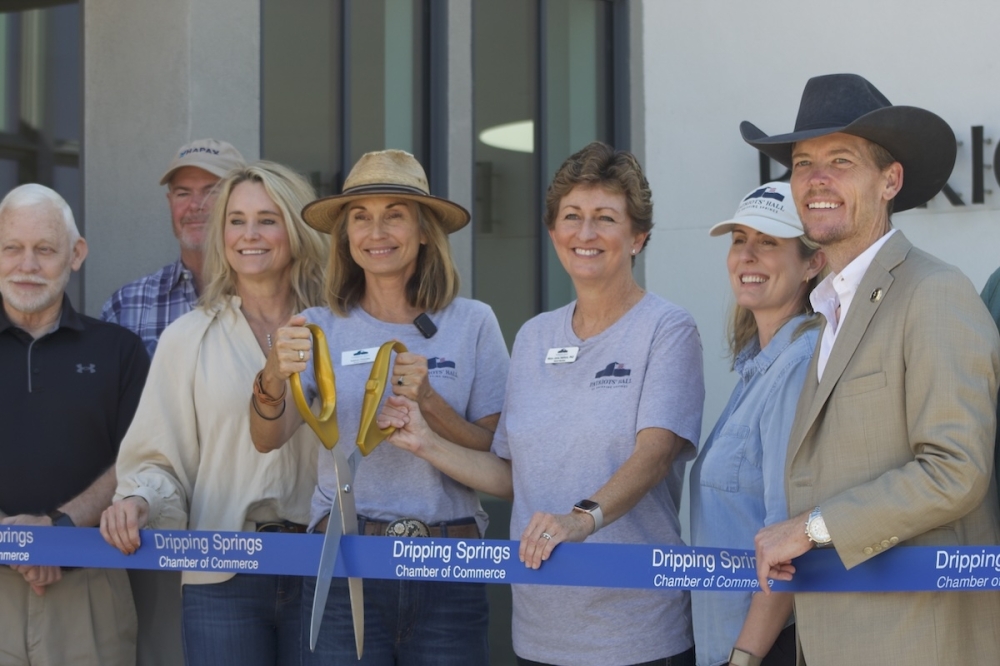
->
[709, 181, 804, 238]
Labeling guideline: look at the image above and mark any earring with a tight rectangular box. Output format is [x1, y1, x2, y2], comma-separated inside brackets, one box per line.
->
[631, 249, 636, 255]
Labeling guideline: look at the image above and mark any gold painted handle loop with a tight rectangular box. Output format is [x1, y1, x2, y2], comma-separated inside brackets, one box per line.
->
[357, 340, 408, 456]
[290, 324, 339, 450]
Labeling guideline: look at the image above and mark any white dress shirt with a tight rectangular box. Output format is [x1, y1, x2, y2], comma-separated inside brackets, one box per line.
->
[811, 229, 897, 380]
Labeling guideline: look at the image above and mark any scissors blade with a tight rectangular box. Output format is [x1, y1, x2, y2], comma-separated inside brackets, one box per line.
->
[309, 446, 363, 657]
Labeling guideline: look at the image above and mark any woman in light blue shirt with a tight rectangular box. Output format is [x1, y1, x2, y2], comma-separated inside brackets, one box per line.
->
[690, 181, 825, 666]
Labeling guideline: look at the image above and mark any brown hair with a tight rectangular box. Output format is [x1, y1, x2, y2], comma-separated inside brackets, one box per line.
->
[201, 161, 329, 312]
[323, 203, 460, 316]
[728, 237, 825, 364]
[544, 142, 652, 264]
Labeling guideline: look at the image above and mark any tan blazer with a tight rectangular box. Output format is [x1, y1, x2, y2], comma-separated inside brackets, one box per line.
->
[786, 231, 1000, 665]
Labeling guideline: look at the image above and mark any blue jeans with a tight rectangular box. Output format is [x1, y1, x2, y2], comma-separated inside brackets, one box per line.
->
[302, 576, 489, 665]
[182, 574, 303, 666]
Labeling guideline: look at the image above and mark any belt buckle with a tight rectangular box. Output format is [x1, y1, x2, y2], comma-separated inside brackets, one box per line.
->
[384, 518, 430, 537]
[257, 521, 287, 533]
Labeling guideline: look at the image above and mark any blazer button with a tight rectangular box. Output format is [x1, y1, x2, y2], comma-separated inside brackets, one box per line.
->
[874, 545, 882, 552]
[863, 546, 873, 555]
[881, 540, 890, 548]
[889, 536, 899, 544]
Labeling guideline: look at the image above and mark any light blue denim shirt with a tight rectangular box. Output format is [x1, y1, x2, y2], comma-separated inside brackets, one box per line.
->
[690, 315, 818, 666]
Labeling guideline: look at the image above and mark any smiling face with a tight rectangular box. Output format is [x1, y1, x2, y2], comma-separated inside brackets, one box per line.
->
[0, 203, 86, 320]
[548, 185, 646, 287]
[345, 196, 425, 281]
[727, 224, 823, 336]
[223, 181, 292, 283]
[167, 166, 222, 253]
[790, 132, 902, 270]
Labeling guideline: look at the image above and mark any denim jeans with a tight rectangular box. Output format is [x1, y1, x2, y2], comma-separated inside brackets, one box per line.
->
[302, 575, 489, 665]
[182, 573, 303, 666]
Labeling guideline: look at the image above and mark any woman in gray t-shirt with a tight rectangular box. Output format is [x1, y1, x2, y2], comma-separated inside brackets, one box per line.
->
[250, 150, 509, 665]
[382, 142, 705, 666]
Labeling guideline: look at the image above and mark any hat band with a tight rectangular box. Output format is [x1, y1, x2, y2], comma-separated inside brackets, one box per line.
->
[342, 183, 431, 197]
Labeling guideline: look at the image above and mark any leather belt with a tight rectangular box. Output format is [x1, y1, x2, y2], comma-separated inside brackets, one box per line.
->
[256, 521, 308, 534]
[361, 517, 480, 539]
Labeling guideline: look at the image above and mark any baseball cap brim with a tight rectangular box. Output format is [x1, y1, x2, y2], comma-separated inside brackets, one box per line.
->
[709, 214, 804, 238]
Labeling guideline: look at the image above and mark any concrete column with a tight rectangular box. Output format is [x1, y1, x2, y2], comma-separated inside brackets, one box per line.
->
[82, 0, 261, 315]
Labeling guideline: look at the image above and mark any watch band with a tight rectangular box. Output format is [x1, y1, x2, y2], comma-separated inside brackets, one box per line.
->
[572, 500, 604, 533]
[805, 506, 832, 546]
[47, 510, 75, 528]
[728, 647, 763, 666]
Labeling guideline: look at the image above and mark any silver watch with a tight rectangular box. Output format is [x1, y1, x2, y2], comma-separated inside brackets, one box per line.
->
[805, 506, 832, 546]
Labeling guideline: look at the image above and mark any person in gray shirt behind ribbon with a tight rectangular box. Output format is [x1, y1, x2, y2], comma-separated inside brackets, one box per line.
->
[380, 142, 705, 666]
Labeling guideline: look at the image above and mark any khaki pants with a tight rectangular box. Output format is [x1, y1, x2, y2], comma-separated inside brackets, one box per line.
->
[0, 566, 136, 666]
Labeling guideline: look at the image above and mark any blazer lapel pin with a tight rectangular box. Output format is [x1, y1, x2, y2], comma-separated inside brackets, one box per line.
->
[870, 288, 883, 303]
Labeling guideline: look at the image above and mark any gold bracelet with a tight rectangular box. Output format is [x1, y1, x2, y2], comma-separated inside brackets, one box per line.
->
[254, 370, 286, 407]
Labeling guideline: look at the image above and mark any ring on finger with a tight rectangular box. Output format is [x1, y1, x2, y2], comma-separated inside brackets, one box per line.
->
[541, 532, 552, 540]
[298, 350, 305, 361]
[397, 377, 404, 386]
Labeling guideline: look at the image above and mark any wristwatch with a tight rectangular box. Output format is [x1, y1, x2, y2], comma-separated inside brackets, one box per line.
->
[805, 506, 831, 546]
[728, 647, 762, 666]
[47, 510, 75, 528]
[572, 500, 603, 534]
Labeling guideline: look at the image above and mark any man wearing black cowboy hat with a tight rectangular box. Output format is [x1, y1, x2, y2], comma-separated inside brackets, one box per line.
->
[748, 74, 1000, 665]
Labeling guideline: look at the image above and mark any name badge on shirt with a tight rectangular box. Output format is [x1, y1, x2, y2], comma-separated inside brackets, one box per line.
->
[545, 346, 579, 364]
[341, 347, 381, 366]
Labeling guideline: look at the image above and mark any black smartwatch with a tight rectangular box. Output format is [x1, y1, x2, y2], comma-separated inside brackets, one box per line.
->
[47, 510, 75, 527]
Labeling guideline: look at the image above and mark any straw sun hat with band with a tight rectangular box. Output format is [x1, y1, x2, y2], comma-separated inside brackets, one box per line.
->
[302, 150, 470, 234]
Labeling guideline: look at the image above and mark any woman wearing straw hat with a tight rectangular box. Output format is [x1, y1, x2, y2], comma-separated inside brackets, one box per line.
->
[250, 149, 509, 665]
[101, 161, 329, 665]
[689, 181, 825, 666]
[379, 142, 705, 666]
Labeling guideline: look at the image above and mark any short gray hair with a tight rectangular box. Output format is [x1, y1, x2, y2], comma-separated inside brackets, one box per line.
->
[0, 184, 80, 242]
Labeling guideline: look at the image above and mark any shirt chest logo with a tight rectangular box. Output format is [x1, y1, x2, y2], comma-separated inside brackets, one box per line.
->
[428, 356, 458, 379]
[76, 363, 96, 374]
[590, 361, 632, 389]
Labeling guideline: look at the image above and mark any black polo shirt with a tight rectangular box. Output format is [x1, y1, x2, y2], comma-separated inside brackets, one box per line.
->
[0, 294, 150, 516]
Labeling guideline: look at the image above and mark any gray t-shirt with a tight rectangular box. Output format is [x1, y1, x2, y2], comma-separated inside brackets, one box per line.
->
[300, 298, 509, 533]
[492, 291, 704, 665]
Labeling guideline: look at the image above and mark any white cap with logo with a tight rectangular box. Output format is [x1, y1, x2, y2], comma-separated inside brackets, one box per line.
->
[160, 139, 246, 186]
[709, 181, 804, 238]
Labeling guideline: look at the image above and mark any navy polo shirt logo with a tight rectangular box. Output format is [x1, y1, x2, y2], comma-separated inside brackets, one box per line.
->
[76, 363, 96, 373]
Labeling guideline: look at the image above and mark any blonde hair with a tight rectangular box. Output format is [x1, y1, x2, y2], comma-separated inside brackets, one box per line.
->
[323, 204, 460, 316]
[728, 236, 825, 364]
[201, 161, 329, 312]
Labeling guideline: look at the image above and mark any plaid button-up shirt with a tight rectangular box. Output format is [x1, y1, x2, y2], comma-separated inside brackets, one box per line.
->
[101, 259, 198, 357]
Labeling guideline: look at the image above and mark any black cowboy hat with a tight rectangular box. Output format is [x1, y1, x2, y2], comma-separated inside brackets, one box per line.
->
[740, 73, 956, 212]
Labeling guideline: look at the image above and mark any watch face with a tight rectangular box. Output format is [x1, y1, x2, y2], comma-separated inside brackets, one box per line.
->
[575, 500, 599, 512]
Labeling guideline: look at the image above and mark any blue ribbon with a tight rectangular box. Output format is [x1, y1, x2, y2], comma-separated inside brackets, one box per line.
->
[4, 526, 1000, 592]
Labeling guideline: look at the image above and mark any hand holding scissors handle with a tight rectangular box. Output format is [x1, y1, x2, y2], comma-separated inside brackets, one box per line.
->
[289, 324, 339, 450]
[357, 341, 408, 455]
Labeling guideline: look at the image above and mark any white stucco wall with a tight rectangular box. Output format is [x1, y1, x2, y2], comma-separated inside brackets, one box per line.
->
[83, 0, 261, 315]
[641, 0, 1000, 477]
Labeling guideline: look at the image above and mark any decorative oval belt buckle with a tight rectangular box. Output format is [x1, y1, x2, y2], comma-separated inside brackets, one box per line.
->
[385, 518, 431, 537]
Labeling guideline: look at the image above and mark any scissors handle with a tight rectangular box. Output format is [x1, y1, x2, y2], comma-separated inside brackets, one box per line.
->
[357, 340, 408, 456]
[289, 324, 339, 450]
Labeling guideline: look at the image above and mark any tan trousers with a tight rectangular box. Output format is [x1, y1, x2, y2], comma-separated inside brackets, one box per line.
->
[0, 566, 136, 666]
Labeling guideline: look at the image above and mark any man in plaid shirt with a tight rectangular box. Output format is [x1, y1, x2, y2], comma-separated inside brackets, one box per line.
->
[101, 139, 244, 356]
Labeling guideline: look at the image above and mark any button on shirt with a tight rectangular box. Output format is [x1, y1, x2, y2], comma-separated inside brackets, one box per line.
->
[690, 315, 817, 666]
[101, 259, 198, 357]
[0, 295, 150, 516]
[811, 229, 896, 380]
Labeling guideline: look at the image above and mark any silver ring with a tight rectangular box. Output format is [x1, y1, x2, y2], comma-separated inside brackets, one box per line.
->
[541, 532, 552, 541]
[298, 350, 305, 361]
[397, 378, 404, 386]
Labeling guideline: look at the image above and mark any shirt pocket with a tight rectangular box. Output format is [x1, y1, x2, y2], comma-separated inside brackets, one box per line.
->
[698, 423, 751, 493]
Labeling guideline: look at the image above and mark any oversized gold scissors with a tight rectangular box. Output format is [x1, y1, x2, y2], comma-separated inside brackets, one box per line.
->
[289, 325, 407, 658]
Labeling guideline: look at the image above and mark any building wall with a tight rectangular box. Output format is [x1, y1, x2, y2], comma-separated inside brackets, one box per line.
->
[82, 0, 261, 315]
[640, 0, 1000, 523]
